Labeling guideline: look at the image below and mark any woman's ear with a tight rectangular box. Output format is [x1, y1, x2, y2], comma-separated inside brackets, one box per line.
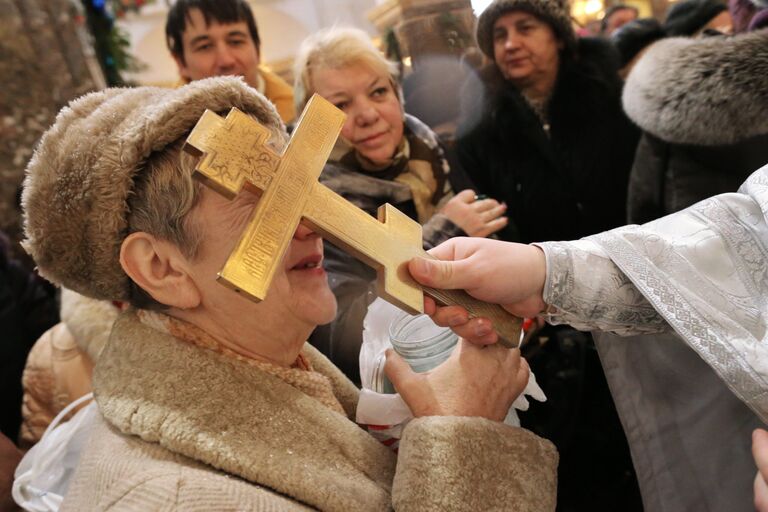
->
[120, 232, 201, 309]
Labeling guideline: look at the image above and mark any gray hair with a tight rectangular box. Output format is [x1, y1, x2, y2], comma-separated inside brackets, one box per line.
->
[126, 140, 203, 309]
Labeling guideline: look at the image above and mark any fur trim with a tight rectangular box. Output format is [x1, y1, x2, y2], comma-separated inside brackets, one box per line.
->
[22, 77, 285, 301]
[95, 311, 395, 511]
[623, 31, 768, 145]
[393, 416, 558, 511]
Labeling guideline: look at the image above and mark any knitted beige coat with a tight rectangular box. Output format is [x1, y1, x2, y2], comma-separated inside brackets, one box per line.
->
[61, 311, 558, 511]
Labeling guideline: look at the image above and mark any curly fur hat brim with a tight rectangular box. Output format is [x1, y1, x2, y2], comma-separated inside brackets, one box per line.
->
[22, 77, 285, 301]
[623, 30, 768, 145]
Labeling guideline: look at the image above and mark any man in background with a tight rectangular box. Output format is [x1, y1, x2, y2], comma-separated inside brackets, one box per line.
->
[165, 0, 296, 123]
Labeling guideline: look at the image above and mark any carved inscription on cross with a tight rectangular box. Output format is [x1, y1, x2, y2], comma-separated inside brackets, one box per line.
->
[184, 95, 522, 348]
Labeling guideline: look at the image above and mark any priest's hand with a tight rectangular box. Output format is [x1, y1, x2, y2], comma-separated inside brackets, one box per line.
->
[384, 339, 528, 422]
[408, 237, 547, 345]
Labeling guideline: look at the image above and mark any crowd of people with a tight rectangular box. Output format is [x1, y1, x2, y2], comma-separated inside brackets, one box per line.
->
[1, 0, 767, 509]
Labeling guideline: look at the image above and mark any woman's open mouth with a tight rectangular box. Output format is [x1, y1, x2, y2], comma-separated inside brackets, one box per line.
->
[290, 254, 325, 273]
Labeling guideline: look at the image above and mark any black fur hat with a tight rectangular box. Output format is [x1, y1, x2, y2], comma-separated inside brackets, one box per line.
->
[664, 0, 728, 35]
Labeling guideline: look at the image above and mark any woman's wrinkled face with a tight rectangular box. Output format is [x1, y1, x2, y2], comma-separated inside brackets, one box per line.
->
[312, 63, 404, 166]
[186, 186, 337, 330]
[492, 11, 562, 88]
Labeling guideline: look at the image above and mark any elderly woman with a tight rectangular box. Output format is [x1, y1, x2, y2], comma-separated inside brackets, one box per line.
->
[20, 77, 556, 510]
[294, 28, 507, 382]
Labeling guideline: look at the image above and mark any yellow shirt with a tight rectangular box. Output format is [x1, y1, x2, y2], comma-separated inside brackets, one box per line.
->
[175, 66, 295, 124]
[259, 66, 295, 124]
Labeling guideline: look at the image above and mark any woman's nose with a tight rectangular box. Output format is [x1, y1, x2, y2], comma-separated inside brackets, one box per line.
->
[294, 223, 319, 240]
[504, 34, 520, 50]
[354, 103, 379, 126]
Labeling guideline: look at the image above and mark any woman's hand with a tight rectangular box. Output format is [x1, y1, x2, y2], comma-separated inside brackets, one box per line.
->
[408, 237, 548, 345]
[385, 340, 529, 421]
[440, 189, 508, 238]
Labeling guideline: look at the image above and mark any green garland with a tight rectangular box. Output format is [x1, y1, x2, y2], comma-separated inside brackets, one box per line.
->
[81, 0, 150, 86]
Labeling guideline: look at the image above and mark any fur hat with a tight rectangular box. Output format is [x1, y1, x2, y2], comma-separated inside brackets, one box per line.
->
[664, 0, 728, 35]
[22, 77, 284, 301]
[476, 0, 577, 59]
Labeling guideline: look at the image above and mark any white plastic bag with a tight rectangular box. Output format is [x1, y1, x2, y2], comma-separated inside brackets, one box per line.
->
[357, 299, 546, 441]
[13, 393, 96, 512]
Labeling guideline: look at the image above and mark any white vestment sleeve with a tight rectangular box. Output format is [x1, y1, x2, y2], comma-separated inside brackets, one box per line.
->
[538, 164, 768, 421]
[536, 239, 668, 335]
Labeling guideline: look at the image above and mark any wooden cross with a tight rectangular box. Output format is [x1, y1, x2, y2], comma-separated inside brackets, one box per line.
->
[184, 95, 521, 348]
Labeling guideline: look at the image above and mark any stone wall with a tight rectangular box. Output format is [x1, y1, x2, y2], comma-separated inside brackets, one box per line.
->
[0, 0, 103, 264]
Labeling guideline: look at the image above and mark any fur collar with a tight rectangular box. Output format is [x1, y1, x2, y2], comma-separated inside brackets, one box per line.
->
[623, 30, 768, 145]
[93, 310, 395, 511]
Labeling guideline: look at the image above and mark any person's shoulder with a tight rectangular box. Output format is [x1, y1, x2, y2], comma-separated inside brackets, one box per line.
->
[259, 67, 296, 123]
[259, 66, 293, 99]
[572, 37, 623, 77]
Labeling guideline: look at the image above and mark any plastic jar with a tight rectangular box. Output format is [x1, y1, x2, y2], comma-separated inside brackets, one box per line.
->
[371, 310, 459, 394]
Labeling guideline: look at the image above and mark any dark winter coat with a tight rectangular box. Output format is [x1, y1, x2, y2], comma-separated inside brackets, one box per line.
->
[623, 30, 768, 224]
[0, 231, 58, 443]
[457, 38, 644, 510]
[456, 38, 640, 243]
[309, 116, 463, 383]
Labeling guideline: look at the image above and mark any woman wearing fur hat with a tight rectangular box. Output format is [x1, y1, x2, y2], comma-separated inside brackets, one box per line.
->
[457, 0, 639, 245]
[455, 1, 642, 508]
[294, 28, 509, 383]
[20, 76, 556, 511]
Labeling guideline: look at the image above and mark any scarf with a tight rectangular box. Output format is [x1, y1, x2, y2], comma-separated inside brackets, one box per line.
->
[136, 309, 346, 415]
[329, 114, 452, 224]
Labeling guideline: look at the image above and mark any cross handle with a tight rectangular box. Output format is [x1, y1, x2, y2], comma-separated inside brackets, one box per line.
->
[421, 284, 522, 349]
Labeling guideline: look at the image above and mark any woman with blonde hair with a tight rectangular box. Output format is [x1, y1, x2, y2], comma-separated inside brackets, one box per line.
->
[296, 28, 507, 381]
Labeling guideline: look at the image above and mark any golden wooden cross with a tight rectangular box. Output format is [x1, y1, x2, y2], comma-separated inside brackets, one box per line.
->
[184, 95, 522, 348]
